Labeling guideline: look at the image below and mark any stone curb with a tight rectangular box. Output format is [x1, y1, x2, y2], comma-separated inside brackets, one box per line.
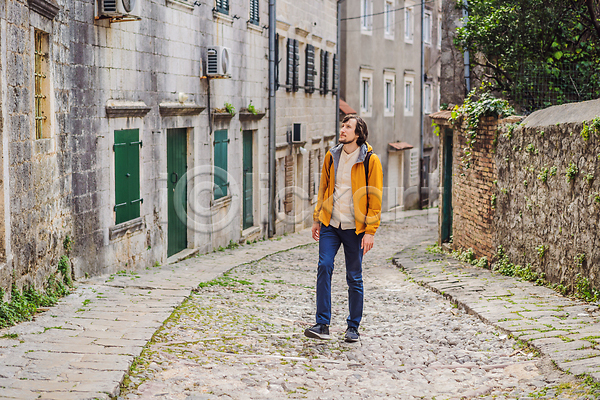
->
[392, 244, 600, 383]
[0, 230, 314, 399]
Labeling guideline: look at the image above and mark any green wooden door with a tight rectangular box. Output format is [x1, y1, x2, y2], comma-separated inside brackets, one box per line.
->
[441, 128, 453, 242]
[242, 131, 253, 230]
[114, 129, 141, 225]
[167, 129, 188, 257]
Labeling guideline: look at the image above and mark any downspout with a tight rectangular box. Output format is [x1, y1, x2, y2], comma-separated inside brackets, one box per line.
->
[463, 0, 470, 93]
[335, 0, 343, 141]
[418, 0, 425, 209]
[268, 0, 277, 237]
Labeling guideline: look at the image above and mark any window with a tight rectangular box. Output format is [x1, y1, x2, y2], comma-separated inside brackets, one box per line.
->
[423, 10, 432, 45]
[215, 0, 229, 14]
[409, 148, 419, 187]
[384, 72, 395, 117]
[384, 0, 394, 39]
[404, 76, 414, 116]
[305, 44, 316, 93]
[213, 130, 229, 200]
[114, 129, 142, 225]
[34, 29, 51, 140]
[249, 0, 259, 25]
[360, 69, 373, 116]
[424, 83, 432, 114]
[438, 15, 442, 49]
[361, 0, 373, 34]
[286, 38, 299, 92]
[404, 7, 413, 43]
[319, 50, 329, 95]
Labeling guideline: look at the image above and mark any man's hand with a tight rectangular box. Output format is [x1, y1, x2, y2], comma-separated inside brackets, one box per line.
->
[311, 221, 321, 241]
[361, 233, 374, 255]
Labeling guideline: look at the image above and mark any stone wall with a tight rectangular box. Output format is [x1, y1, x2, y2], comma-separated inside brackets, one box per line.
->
[449, 116, 497, 259]
[494, 100, 600, 289]
[441, 99, 600, 290]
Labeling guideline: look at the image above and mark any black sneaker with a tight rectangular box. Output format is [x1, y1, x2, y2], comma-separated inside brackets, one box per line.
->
[304, 323, 330, 340]
[344, 327, 360, 343]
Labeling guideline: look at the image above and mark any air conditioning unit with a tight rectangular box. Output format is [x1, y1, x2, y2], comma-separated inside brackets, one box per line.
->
[205, 46, 231, 78]
[99, 0, 141, 18]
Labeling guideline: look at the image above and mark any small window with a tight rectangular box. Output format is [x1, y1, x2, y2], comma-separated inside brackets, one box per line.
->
[215, 0, 229, 15]
[34, 29, 51, 140]
[114, 129, 142, 225]
[305, 44, 316, 93]
[249, 0, 259, 25]
[404, 76, 414, 116]
[214, 129, 229, 200]
[361, 77, 371, 113]
[361, 0, 373, 34]
[424, 83, 432, 114]
[384, 74, 395, 116]
[384, 0, 394, 38]
[424, 10, 432, 45]
[404, 7, 413, 43]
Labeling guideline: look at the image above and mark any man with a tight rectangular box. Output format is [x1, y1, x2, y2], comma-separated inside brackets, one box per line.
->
[305, 114, 383, 343]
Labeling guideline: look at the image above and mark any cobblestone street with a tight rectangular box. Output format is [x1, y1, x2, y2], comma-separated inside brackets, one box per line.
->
[117, 216, 595, 400]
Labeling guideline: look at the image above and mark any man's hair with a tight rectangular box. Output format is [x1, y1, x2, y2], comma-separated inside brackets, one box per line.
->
[342, 114, 368, 146]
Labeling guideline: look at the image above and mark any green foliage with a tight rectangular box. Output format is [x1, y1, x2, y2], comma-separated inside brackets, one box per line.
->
[450, 84, 515, 169]
[537, 167, 549, 183]
[536, 244, 547, 259]
[574, 253, 586, 268]
[451, 248, 489, 269]
[491, 193, 497, 209]
[63, 235, 73, 256]
[425, 243, 444, 254]
[503, 123, 519, 140]
[247, 103, 257, 115]
[565, 162, 579, 182]
[0, 276, 70, 329]
[493, 246, 545, 284]
[585, 173, 595, 185]
[525, 144, 538, 155]
[574, 274, 599, 303]
[549, 166, 558, 177]
[197, 276, 252, 288]
[224, 102, 236, 116]
[57, 255, 73, 287]
[432, 121, 441, 137]
[581, 117, 600, 140]
[454, 0, 600, 112]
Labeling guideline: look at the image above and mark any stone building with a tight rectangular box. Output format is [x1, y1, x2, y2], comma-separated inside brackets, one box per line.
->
[0, 0, 272, 291]
[340, 0, 442, 211]
[273, 0, 338, 234]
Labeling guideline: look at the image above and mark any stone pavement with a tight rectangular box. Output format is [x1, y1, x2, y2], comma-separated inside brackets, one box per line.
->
[0, 231, 314, 400]
[394, 244, 600, 383]
[117, 214, 596, 400]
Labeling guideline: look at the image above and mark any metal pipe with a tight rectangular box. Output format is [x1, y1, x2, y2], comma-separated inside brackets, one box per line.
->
[463, 0, 470, 93]
[418, 0, 425, 210]
[336, 0, 343, 142]
[268, 0, 277, 237]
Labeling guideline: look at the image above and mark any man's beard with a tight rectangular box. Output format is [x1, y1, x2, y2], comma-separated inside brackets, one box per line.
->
[339, 138, 355, 144]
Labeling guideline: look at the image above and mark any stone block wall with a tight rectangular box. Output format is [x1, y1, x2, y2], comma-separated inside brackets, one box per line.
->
[445, 99, 600, 290]
[450, 116, 497, 259]
[494, 100, 600, 289]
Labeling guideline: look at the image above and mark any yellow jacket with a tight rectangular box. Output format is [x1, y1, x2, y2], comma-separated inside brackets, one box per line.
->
[313, 142, 383, 235]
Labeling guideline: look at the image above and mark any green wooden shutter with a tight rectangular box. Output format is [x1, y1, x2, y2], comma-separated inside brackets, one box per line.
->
[114, 129, 142, 224]
[214, 129, 229, 200]
[216, 0, 229, 14]
[286, 38, 293, 92]
[249, 0, 259, 25]
[305, 44, 315, 93]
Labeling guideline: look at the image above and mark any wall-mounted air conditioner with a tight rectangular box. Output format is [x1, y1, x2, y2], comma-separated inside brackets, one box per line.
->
[99, 0, 141, 18]
[205, 46, 231, 78]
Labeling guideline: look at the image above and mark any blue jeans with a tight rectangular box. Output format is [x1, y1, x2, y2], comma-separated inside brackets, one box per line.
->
[316, 223, 365, 329]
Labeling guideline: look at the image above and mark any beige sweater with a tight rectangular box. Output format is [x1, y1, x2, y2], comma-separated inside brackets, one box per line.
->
[330, 146, 360, 229]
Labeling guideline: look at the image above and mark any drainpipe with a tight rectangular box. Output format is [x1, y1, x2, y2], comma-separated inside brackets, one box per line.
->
[463, 0, 470, 94]
[335, 0, 343, 141]
[268, 0, 277, 237]
[418, 0, 425, 210]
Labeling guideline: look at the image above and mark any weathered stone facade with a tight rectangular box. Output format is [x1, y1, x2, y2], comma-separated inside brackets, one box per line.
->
[436, 99, 600, 290]
[274, 0, 337, 234]
[0, 0, 274, 292]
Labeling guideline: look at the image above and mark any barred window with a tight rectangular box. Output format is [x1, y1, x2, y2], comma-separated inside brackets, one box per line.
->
[34, 30, 50, 140]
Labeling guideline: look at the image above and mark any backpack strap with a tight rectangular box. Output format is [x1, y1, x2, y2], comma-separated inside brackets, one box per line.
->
[364, 151, 372, 214]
